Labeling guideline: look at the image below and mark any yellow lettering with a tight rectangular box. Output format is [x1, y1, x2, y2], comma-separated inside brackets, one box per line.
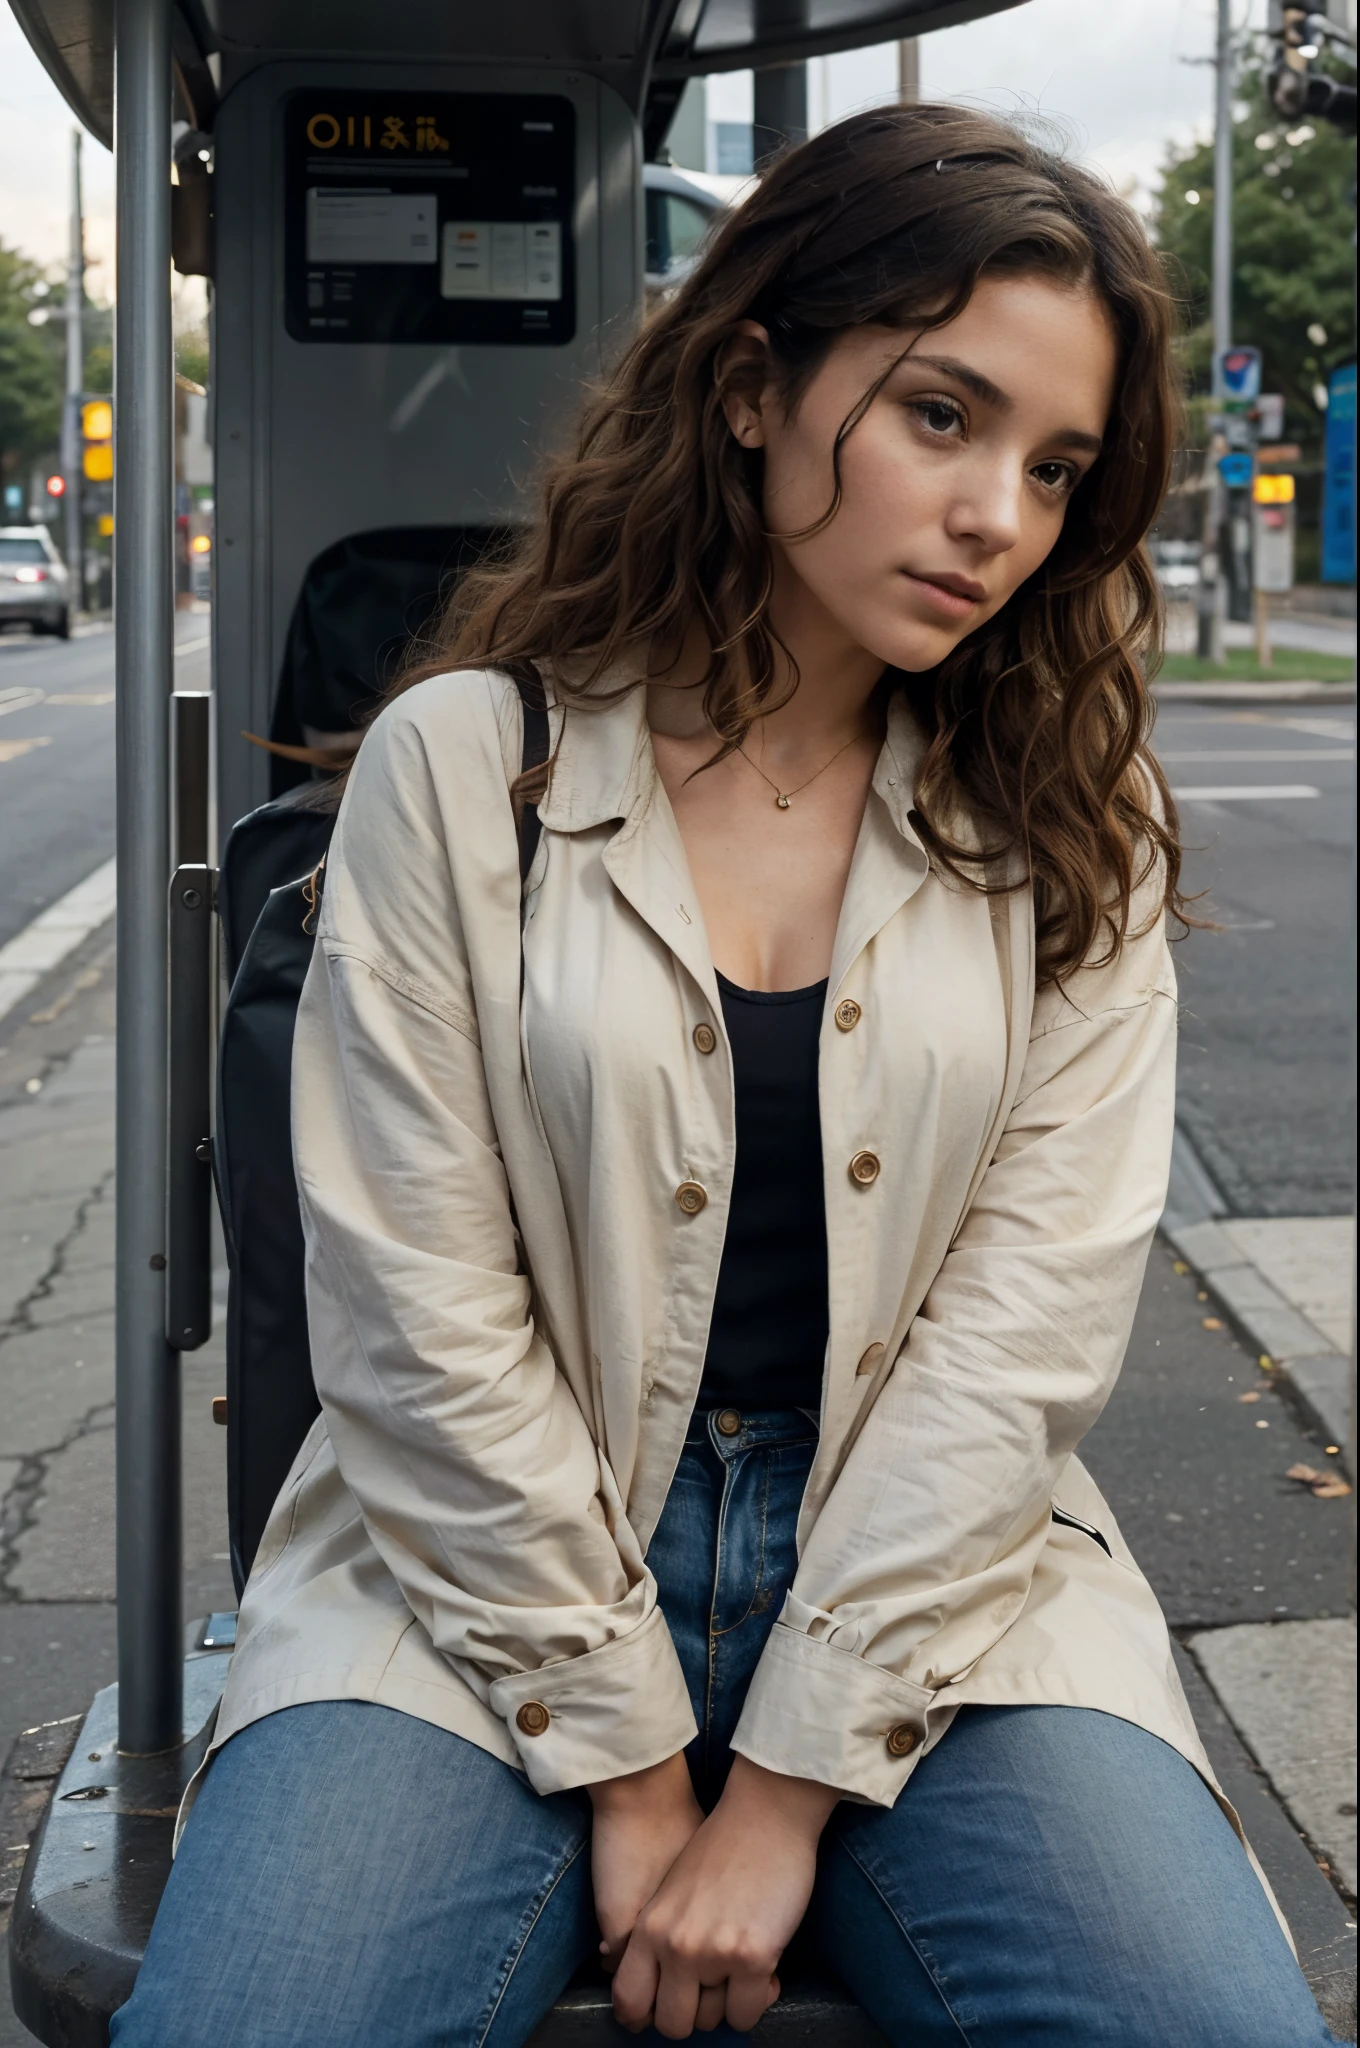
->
[364, 115, 372, 147]
[346, 115, 354, 146]
[306, 112, 340, 149]
[415, 114, 450, 153]
[380, 116, 410, 151]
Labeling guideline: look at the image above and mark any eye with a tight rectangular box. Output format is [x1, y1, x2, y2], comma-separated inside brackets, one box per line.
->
[910, 396, 966, 438]
[1032, 459, 1080, 495]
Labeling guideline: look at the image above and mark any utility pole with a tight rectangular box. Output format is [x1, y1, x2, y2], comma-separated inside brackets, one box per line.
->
[61, 129, 84, 613]
[1211, 0, 1234, 385]
[1197, 0, 1235, 661]
[898, 37, 921, 102]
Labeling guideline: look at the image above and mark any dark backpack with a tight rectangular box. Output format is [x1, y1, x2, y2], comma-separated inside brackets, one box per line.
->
[215, 677, 549, 1592]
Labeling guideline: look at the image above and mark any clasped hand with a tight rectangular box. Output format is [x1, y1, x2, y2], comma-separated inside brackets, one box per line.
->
[588, 1751, 839, 2038]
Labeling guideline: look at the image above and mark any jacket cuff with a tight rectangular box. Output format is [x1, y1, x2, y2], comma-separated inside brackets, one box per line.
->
[731, 1623, 936, 1807]
[488, 1605, 699, 1794]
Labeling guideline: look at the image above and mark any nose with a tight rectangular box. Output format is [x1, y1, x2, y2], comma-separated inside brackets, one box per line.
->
[943, 456, 1025, 558]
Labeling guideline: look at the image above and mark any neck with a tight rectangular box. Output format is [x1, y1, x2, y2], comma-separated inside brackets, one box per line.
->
[648, 568, 885, 757]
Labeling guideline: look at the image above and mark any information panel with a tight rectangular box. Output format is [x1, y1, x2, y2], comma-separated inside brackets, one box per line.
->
[285, 91, 575, 345]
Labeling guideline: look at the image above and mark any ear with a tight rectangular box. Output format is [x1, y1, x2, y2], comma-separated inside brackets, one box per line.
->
[715, 319, 774, 450]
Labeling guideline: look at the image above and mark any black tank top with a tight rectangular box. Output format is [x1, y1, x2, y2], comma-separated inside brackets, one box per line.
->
[698, 973, 830, 1413]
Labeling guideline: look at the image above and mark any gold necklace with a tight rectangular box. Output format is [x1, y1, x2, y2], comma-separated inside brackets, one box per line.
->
[736, 727, 865, 810]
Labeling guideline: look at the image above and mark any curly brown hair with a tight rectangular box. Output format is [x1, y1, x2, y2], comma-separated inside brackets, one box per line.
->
[395, 101, 1188, 986]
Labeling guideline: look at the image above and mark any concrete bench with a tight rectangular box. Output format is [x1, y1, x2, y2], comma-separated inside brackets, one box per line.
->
[8, 1653, 887, 2046]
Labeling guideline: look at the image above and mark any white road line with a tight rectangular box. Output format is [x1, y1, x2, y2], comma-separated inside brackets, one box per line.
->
[0, 856, 117, 1028]
[175, 636, 210, 656]
[1158, 749, 1354, 763]
[1172, 785, 1320, 802]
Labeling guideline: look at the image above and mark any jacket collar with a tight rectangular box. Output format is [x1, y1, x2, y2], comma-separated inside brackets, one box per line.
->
[535, 663, 940, 855]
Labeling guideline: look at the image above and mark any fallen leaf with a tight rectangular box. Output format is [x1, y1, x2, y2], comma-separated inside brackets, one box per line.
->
[1255, 1419, 1270, 1429]
[1202, 1316, 1224, 1331]
[1173, 1260, 1190, 1275]
[1285, 1463, 1352, 1500]
[1258, 1354, 1274, 1371]
[1197, 1291, 1209, 1302]
[1237, 1391, 1261, 1404]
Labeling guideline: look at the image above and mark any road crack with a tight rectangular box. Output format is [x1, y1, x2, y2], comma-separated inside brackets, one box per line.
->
[0, 1167, 116, 1601]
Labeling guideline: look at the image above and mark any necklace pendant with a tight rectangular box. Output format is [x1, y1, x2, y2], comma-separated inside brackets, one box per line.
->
[776, 793, 791, 810]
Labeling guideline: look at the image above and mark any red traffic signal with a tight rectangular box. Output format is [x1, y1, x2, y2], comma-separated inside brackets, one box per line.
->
[45, 474, 66, 498]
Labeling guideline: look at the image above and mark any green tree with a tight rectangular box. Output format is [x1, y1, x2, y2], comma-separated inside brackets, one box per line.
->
[0, 241, 63, 487]
[1153, 55, 1355, 455]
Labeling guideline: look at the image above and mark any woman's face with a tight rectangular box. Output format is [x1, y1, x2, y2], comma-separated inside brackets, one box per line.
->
[725, 272, 1118, 675]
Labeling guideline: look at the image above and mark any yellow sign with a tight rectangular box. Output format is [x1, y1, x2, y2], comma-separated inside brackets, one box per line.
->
[82, 399, 113, 441]
[305, 109, 450, 153]
[83, 444, 114, 482]
[1253, 472, 1295, 504]
[97, 514, 114, 537]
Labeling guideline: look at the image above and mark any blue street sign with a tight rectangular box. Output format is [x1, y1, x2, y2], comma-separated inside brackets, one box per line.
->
[1218, 450, 1254, 490]
[1321, 361, 1355, 586]
[1216, 346, 1262, 401]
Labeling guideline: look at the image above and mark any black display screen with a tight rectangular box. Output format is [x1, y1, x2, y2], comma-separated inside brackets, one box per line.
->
[284, 90, 576, 346]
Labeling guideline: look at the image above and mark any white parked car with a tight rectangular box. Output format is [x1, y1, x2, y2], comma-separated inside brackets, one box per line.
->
[0, 527, 71, 637]
[644, 162, 728, 297]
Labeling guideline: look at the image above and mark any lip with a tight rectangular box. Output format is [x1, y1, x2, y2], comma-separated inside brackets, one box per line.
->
[901, 569, 986, 619]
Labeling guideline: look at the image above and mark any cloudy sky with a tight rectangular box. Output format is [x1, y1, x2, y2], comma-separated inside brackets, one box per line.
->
[1, 0, 1272, 295]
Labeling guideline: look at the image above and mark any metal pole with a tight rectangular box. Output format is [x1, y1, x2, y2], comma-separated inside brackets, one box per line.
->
[62, 131, 84, 611]
[898, 38, 921, 103]
[753, 64, 807, 163]
[1198, 0, 1235, 662]
[1211, 0, 1234, 391]
[114, 0, 181, 1755]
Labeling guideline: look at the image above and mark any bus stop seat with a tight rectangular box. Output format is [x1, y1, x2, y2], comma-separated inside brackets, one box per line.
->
[8, 1650, 889, 2046]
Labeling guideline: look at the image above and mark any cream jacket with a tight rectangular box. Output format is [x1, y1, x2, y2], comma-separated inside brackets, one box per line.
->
[212, 662, 1217, 1815]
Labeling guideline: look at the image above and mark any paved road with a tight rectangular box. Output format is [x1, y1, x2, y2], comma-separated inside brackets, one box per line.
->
[1153, 700, 1356, 1216]
[0, 619, 209, 951]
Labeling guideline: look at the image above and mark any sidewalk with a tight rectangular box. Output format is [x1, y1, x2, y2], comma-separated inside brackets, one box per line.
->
[1161, 1132, 1356, 1985]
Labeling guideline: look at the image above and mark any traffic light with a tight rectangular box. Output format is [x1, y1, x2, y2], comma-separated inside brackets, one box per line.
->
[82, 398, 113, 482]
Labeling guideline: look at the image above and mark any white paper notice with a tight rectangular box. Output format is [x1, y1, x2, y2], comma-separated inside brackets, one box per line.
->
[306, 190, 438, 265]
[441, 221, 561, 300]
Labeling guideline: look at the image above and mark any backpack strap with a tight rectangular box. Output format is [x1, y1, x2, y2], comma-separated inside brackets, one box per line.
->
[514, 667, 551, 884]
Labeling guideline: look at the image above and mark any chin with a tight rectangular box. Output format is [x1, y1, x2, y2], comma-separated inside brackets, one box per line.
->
[870, 628, 966, 676]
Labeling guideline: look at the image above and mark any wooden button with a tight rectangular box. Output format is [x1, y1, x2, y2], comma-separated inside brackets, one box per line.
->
[675, 1181, 708, 1215]
[886, 1724, 918, 1758]
[211, 1395, 228, 1425]
[692, 1022, 717, 1055]
[715, 1408, 742, 1437]
[516, 1701, 551, 1738]
[856, 1343, 885, 1378]
[834, 999, 862, 1032]
[849, 1150, 880, 1186]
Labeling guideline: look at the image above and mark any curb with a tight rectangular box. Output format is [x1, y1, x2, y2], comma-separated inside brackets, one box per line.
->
[0, 859, 117, 1029]
[1152, 680, 1355, 704]
[1160, 1212, 1351, 1455]
[1162, 1129, 1352, 1460]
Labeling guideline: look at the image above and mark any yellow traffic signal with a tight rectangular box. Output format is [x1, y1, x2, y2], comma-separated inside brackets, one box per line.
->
[1253, 472, 1295, 504]
[81, 399, 113, 442]
[83, 444, 114, 481]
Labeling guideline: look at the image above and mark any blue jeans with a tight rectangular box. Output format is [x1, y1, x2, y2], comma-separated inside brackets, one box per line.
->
[112, 1409, 1334, 2046]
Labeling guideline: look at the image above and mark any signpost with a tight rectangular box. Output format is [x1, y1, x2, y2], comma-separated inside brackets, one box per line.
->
[1251, 472, 1297, 664]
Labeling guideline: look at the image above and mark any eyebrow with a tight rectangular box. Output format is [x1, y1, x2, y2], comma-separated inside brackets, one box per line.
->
[905, 353, 1105, 456]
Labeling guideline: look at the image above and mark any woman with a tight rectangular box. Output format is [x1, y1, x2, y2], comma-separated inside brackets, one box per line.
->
[113, 104, 1336, 2046]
